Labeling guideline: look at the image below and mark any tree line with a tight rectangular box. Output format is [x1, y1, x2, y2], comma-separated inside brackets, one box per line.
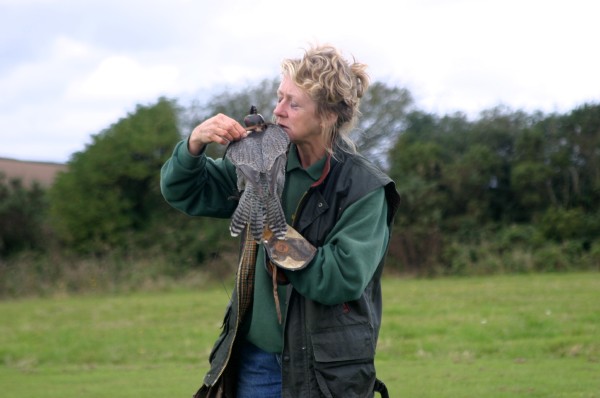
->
[1, 78, 599, 295]
[388, 104, 600, 274]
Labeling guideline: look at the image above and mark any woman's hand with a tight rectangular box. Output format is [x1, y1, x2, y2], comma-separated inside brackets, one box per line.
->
[188, 113, 248, 155]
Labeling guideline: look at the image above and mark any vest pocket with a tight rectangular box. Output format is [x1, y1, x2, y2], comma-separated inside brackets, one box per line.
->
[311, 323, 376, 397]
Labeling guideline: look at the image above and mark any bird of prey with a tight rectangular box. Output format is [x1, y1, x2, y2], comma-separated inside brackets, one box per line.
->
[225, 106, 290, 241]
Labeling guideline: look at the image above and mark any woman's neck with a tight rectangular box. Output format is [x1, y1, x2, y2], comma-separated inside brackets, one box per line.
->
[295, 142, 326, 168]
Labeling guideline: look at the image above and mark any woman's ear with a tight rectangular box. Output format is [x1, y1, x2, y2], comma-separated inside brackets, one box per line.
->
[322, 111, 338, 130]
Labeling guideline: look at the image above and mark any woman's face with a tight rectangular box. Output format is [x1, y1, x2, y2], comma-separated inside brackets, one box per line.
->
[273, 76, 323, 145]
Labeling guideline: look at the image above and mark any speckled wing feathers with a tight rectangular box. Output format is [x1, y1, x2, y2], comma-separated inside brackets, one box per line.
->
[225, 124, 290, 241]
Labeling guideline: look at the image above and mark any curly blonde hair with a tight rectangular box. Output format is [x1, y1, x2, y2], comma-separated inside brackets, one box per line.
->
[280, 44, 370, 154]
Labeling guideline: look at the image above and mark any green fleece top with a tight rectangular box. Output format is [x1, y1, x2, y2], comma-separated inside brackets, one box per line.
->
[160, 141, 389, 354]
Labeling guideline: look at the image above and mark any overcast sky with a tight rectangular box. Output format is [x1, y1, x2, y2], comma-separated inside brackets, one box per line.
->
[1, 0, 599, 163]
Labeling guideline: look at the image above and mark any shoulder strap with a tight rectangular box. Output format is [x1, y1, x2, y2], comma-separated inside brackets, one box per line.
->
[374, 378, 390, 398]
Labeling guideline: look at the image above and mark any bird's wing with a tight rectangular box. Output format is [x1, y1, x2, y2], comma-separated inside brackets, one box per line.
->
[261, 125, 290, 171]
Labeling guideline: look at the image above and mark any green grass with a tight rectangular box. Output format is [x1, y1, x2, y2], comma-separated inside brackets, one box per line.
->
[1, 273, 599, 397]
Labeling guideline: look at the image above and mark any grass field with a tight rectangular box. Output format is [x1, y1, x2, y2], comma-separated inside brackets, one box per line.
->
[1, 272, 599, 397]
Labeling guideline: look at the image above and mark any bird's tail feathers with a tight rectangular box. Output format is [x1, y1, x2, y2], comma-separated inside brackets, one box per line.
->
[266, 195, 287, 240]
[250, 195, 265, 241]
[230, 191, 252, 237]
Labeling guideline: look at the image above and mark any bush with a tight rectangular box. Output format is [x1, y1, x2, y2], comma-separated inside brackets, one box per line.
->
[532, 244, 572, 272]
[588, 240, 600, 270]
[0, 176, 51, 258]
[538, 207, 588, 242]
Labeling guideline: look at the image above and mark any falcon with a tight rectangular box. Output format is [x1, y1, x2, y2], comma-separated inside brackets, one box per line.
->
[225, 106, 290, 241]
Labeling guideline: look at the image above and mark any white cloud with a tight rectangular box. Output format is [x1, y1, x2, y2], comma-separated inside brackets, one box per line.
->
[52, 35, 94, 59]
[68, 55, 180, 100]
[1, 0, 600, 162]
[0, 36, 97, 107]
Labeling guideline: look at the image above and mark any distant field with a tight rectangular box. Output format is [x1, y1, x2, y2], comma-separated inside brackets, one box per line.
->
[0, 273, 598, 397]
[0, 157, 66, 187]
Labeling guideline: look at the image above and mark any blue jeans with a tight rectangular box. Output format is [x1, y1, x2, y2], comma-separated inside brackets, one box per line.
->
[236, 341, 282, 398]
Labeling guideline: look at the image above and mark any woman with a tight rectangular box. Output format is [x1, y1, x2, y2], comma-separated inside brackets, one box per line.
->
[161, 44, 400, 398]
